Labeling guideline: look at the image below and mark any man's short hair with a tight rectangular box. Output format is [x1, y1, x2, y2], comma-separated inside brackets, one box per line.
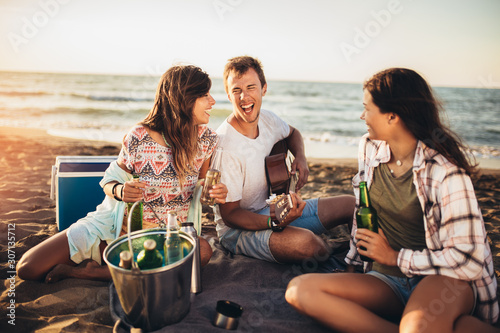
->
[223, 56, 267, 92]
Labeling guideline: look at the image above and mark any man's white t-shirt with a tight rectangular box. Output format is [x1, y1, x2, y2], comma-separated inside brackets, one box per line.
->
[214, 109, 290, 237]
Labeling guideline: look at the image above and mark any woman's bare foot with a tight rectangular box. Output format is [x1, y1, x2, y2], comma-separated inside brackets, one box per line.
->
[45, 259, 110, 283]
[45, 263, 74, 283]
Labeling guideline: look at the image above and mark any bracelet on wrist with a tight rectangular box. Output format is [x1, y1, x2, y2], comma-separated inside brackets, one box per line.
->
[112, 183, 122, 201]
[267, 216, 272, 229]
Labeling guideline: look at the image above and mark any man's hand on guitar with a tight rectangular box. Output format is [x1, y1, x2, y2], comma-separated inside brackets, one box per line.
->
[269, 192, 306, 229]
[286, 192, 306, 225]
[291, 156, 309, 191]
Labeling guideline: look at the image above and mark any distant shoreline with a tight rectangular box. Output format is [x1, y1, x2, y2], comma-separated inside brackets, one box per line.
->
[2, 125, 499, 172]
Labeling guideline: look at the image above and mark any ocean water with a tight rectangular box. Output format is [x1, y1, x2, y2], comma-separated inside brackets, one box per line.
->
[0, 71, 499, 161]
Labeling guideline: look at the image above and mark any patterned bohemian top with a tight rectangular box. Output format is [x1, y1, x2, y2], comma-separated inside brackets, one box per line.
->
[118, 124, 218, 227]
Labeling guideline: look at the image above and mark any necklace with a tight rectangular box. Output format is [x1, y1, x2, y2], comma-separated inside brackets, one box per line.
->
[390, 151, 414, 174]
[391, 161, 401, 174]
[161, 132, 171, 147]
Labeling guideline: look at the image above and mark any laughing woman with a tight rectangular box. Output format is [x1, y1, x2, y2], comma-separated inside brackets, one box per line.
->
[285, 68, 499, 332]
[17, 65, 227, 282]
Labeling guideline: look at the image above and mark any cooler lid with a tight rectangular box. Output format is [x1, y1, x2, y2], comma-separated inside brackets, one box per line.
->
[55, 156, 117, 173]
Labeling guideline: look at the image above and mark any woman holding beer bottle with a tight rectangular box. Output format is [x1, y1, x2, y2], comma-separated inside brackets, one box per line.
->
[285, 68, 498, 331]
[18, 65, 228, 282]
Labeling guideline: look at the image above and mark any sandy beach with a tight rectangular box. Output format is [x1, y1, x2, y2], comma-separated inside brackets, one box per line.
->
[1, 126, 499, 332]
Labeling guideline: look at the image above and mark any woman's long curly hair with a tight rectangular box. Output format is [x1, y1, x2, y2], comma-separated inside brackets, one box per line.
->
[364, 68, 477, 175]
[142, 65, 212, 184]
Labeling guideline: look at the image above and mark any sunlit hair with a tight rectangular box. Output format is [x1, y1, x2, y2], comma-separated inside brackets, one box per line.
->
[142, 65, 211, 184]
[364, 68, 477, 175]
[223, 56, 267, 92]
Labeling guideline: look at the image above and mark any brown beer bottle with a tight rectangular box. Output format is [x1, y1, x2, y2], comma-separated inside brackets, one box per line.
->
[118, 250, 133, 269]
[355, 181, 378, 262]
[200, 147, 223, 206]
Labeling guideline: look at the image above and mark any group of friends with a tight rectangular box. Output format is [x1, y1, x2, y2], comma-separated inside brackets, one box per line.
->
[17, 56, 499, 332]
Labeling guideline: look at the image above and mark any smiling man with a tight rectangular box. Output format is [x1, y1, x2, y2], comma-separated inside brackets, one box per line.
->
[214, 56, 355, 265]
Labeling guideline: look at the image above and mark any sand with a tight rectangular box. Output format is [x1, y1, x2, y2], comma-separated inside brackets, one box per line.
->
[0, 126, 499, 332]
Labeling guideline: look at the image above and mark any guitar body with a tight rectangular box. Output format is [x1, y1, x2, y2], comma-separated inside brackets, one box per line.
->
[265, 139, 298, 195]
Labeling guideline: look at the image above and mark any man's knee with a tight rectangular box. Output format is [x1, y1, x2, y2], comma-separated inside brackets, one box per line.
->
[290, 231, 329, 261]
[318, 195, 356, 226]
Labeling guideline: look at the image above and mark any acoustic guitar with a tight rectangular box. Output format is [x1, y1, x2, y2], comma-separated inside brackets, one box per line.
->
[265, 139, 299, 231]
[264, 139, 298, 195]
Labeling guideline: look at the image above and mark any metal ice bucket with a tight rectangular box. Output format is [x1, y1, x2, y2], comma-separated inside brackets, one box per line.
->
[104, 228, 194, 331]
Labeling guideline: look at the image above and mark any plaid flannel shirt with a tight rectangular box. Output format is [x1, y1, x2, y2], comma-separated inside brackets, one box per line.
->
[345, 134, 499, 323]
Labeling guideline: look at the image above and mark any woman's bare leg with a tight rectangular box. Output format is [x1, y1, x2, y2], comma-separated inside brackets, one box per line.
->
[17, 230, 75, 281]
[18, 229, 214, 282]
[44, 240, 111, 283]
[44, 259, 111, 283]
[286, 272, 402, 333]
[401, 275, 499, 333]
[17, 230, 111, 283]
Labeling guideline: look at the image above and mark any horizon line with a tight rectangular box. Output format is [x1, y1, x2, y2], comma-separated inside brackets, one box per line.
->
[0, 68, 498, 90]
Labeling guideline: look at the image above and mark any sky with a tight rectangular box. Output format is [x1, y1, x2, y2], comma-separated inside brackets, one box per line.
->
[1, 0, 499, 88]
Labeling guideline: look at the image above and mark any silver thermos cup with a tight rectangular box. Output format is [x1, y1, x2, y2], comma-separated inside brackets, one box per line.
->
[180, 222, 202, 294]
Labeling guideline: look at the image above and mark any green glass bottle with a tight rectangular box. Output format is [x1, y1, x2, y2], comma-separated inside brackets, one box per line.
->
[137, 239, 163, 270]
[165, 211, 183, 265]
[127, 175, 143, 232]
[356, 181, 378, 262]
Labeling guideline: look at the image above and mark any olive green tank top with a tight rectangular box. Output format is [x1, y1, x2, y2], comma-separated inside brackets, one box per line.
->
[370, 164, 426, 277]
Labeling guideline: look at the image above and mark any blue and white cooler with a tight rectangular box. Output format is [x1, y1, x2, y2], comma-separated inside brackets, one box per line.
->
[50, 156, 118, 231]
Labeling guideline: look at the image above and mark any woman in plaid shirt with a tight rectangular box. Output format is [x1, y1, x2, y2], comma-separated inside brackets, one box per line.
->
[286, 68, 499, 332]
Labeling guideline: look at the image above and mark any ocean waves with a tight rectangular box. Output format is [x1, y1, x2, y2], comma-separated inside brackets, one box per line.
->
[0, 89, 154, 103]
[0, 71, 499, 160]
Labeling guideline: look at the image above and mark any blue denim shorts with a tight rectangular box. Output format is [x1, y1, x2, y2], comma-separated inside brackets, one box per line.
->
[219, 198, 326, 263]
[367, 270, 424, 305]
[367, 271, 478, 314]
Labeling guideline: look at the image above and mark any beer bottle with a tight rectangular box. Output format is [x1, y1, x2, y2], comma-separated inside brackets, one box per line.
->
[356, 181, 378, 262]
[118, 250, 133, 269]
[200, 147, 223, 206]
[127, 175, 143, 232]
[165, 211, 183, 265]
[137, 239, 163, 270]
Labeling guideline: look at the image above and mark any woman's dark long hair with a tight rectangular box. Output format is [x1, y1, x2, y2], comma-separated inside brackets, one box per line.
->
[364, 68, 476, 175]
[142, 65, 211, 183]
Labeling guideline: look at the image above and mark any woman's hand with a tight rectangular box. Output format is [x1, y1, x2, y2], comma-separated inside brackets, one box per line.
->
[355, 228, 399, 266]
[121, 179, 147, 203]
[210, 182, 228, 204]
